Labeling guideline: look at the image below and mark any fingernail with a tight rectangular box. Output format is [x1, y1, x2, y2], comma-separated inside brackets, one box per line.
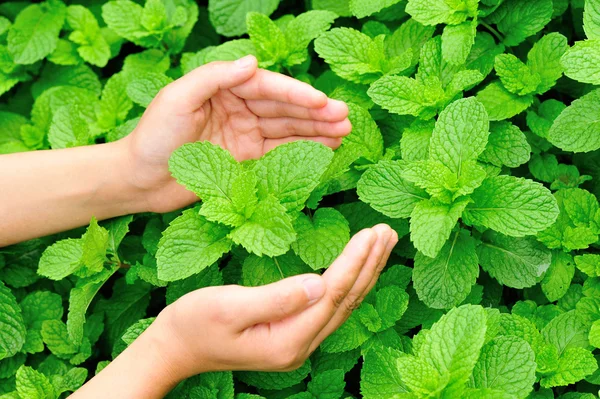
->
[302, 276, 325, 304]
[235, 55, 255, 68]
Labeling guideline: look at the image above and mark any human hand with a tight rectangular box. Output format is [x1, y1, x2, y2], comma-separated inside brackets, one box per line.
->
[149, 224, 397, 381]
[118, 55, 351, 213]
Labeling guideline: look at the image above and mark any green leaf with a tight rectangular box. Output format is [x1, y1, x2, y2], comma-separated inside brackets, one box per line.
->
[527, 33, 568, 94]
[494, 54, 540, 96]
[542, 310, 590, 355]
[101, 0, 153, 48]
[476, 81, 533, 121]
[307, 369, 346, 399]
[413, 230, 479, 309]
[547, 88, 600, 153]
[477, 231, 551, 289]
[230, 195, 296, 257]
[584, 0, 600, 39]
[496, 0, 553, 46]
[15, 366, 55, 399]
[20, 291, 63, 354]
[562, 40, 600, 85]
[575, 254, 600, 277]
[314, 27, 382, 84]
[246, 12, 287, 67]
[542, 251, 575, 302]
[357, 161, 429, 219]
[241, 252, 311, 287]
[418, 304, 487, 397]
[292, 208, 350, 270]
[67, 267, 117, 346]
[253, 141, 333, 213]
[48, 105, 90, 149]
[0, 282, 26, 360]
[284, 10, 336, 65]
[80, 217, 109, 274]
[441, 21, 476, 65]
[360, 346, 408, 398]
[540, 347, 598, 387]
[169, 141, 243, 202]
[7, 0, 66, 65]
[410, 198, 470, 258]
[41, 320, 78, 358]
[321, 312, 372, 353]
[406, 0, 475, 26]
[208, 0, 280, 37]
[479, 122, 531, 168]
[126, 72, 172, 107]
[156, 209, 233, 282]
[429, 97, 489, 174]
[345, 103, 384, 163]
[367, 75, 440, 117]
[38, 239, 83, 280]
[472, 336, 536, 398]
[463, 175, 559, 237]
[236, 360, 311, 390]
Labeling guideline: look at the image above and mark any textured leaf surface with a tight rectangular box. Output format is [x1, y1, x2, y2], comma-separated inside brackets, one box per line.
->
[0, 282, 26, 360]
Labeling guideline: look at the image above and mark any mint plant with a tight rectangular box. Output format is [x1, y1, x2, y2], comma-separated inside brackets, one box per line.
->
[1, 0, 600, 397]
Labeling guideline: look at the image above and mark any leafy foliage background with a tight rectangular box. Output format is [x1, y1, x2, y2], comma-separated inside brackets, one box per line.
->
[1, 0, 600, 398]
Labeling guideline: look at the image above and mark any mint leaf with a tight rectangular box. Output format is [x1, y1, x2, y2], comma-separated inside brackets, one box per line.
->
[463, 175, 559, 237]
[413, 230, 479, 309]
[410, 198, 470, 258]
[562, 40, 600, 85]
[527, 33, 568, 94]
[479, 122, 531, 168]
[246, 12, 287, 68]
[15, 366, 55, 399]
[292, 208, 350, 270]
[229, 195, 295, 257]
[547, 88, 600, 153]
[476, 81, 533, 121]
[495, 0, 553, 46]
[253, 141, 333, 213]
[0, 282, 26, 360]
[208, 0, 280, 37]
[7, 0, 66, 65]
[357, 161, 429, 219]
[156, 209, 233, 282]
[38, 239, 83, 281]
[477, 231, 551, 289]
[472, 336, 536, 398]
[360, 347, 408, 398]
[429, 97, 489, 174]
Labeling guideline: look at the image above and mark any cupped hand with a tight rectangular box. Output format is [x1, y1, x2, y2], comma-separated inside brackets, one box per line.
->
[119, 55, 351, 213]
[151, 224, 398, 380]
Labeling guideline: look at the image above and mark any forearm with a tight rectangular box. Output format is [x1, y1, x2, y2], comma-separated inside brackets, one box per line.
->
[72, 322, 183, 399]
[0, 141, 147, 246]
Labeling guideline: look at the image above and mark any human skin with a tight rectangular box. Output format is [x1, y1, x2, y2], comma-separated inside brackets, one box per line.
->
[0, 55, 398, 398]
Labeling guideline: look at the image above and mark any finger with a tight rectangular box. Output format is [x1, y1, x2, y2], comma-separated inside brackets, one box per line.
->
[308, 225, 394, 351]
[263, 136, 343, 153]
[159, 55, 258, 112]
[259, 117, 352, 139]
[231, 68, 328, 108]
[279, 229, 377, 344]
[358, 229, 399, 307]
[229, 274, 326, 330]
[246, 98, 349, 122]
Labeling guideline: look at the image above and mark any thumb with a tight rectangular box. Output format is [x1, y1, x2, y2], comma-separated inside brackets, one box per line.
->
[232, 274, 326, 329]
[161, 55, 258, 112]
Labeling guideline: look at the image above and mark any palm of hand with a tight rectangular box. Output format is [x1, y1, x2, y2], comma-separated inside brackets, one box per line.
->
[122, 57, 350, 213]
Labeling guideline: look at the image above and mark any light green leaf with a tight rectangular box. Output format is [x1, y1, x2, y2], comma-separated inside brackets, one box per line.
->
[345, 103, 384, 162]
[476, 81, 534, 121]
[562, 40, 600, 85]
[441, 21, 476, 65]
[413, 230, 479, 309]
[477, 231, 551, 289]
[494, 54, 540, 96]
[430, 97, 489, 173]
[360, 346, 408, 398]
[496, 0, 553, 46]
[472, 336, 536, 398]
[38, 239, 83, 280]
[7, 0, 66, 65]
[542, 251, 575, 302]
[410, 198, 470, 258]
[479, 121, 531, 168]
[253, 141, 333, 213]
[0, 282, 26, 360]
[246, 12, 287, 67]
[540, 347, 598, 387]
[208, 0, 280, 37]
[156, 209, 233, 282]
[16, 366, 55, 399]
[292, 208, 349, 270]
[584, 0, 600, 39]
[547, 88, 600, 153]
[419, 304, 487, 396]
[357, 161, 429, 219]
[463, 175, 559, 237]
[126, 72, 172, 107]
[527, 33, 568, 94]
[48, 105, 90, 149]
